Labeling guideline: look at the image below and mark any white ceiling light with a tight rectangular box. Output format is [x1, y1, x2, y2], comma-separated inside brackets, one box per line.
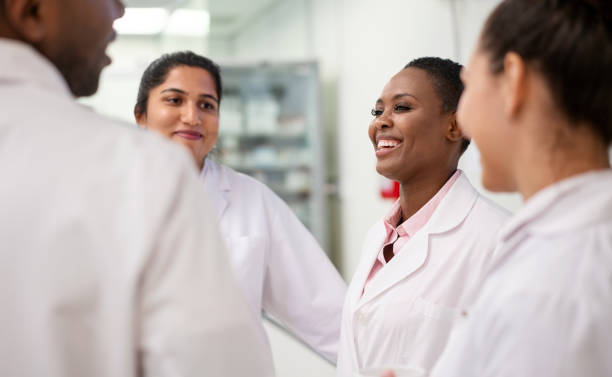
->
[114, 7, 209, 37]
[165, 9, 210, 37]
[114, 8, 170, 35]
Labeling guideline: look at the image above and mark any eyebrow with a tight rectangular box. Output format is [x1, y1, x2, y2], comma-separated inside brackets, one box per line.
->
[376, 93, 418, 103]
[160, 88, 219, 103]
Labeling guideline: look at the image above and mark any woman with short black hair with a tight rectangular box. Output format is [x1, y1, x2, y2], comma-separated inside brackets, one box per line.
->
[337, 57, 509, 376]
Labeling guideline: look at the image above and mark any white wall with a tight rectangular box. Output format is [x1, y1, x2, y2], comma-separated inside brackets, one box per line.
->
[232, 0, 309, 60]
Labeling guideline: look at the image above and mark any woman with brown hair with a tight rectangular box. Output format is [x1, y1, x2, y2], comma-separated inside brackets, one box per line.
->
[428, 0, 612, 376]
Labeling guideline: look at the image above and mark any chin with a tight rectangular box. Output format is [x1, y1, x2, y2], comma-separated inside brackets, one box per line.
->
[68, 77, 100, 98]
[375, 163, 402, 183]
[375, 161, 391, 178]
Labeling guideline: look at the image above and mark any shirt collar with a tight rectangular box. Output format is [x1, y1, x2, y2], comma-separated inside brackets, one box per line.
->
[0, 38, 72, 98]
[382, 199, 402, 233]
[383, 170, 462, 238]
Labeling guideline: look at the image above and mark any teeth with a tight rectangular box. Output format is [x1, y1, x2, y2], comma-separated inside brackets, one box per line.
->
[377, 139, 400, 148]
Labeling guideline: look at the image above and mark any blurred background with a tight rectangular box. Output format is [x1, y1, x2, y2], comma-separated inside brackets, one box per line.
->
[83, 0, 608, 375]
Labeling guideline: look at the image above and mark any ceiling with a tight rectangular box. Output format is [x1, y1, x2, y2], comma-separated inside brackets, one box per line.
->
[124, 0, 187, 8]
[124, 0, 281, 37]
[210, 0, 280, 37]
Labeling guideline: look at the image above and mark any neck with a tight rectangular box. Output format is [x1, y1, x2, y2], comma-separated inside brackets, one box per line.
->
[398, 168, 456, 220]
[516, 123, 610, 200]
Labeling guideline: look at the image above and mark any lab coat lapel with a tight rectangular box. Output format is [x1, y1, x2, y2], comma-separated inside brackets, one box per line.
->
[358, 229, 429, 307]
[201, 159, 230, 221]
[357, 172, 478, 308]
[348, 221, 386, 312]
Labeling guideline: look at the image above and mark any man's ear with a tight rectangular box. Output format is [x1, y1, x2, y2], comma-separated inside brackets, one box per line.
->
[501, 52, 527, 118]
[445, 113, 464, 143]
[3, 0, 46, 43]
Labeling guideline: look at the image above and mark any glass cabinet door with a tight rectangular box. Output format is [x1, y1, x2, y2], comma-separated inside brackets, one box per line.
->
[215, 61, 328, 251]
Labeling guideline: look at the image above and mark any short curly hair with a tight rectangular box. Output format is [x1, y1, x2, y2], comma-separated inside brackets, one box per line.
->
[404, 57, 470, 153]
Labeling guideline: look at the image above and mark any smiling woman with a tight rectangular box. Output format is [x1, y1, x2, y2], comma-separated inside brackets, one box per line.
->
[337, 57, 510, 376]
[428, 1, 612, 376]
[134, 52, 221, 170]
[133, 51, 347, 376]
[368, 60, 467, 190]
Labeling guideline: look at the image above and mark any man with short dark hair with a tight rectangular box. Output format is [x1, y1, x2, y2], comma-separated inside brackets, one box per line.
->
[0, 1, 270, 376]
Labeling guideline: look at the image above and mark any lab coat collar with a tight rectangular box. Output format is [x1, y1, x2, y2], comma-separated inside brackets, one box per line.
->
[201, 158, 230, 220]
[0, 38, 72, 98]
[355, 171, 478, 308]
[498, 169, 612, 244]
[421, 171, 477, 236]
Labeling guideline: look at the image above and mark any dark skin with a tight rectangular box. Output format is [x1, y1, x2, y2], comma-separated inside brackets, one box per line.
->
[369, 67, 464, 222]
[0, 0, 124, 97]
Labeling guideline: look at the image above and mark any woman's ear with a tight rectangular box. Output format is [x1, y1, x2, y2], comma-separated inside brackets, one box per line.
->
[134, 109, 147, 128]
[445, 114, 464, 143]
[501, 52, 527, 118]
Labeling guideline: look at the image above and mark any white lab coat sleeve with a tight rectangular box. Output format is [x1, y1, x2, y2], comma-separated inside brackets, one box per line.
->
[260, 190, 347, 364]
[440, 291, 611, 377]
[138, 156, 270, 377]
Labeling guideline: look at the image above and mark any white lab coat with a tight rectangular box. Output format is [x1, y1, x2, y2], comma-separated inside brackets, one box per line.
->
[432, 169, 612, 377]
[201, 159, 347, 365]
[0, 39, 270, 377]
[337, 172, 509, 376]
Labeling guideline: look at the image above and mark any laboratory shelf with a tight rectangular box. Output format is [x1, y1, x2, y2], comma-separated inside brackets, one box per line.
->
[215, 61, 328, 250]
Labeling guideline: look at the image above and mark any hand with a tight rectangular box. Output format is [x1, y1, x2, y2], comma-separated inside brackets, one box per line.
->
[380, 370, 396, 377]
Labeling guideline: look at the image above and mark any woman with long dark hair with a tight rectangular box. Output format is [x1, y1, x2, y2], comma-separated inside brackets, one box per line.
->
[429, 1, 612, 376]
[134, 52, 347, 375]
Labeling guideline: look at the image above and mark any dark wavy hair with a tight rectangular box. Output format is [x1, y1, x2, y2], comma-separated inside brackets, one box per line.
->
[134, 51, 222, 117]
[481, 0, 612, 144]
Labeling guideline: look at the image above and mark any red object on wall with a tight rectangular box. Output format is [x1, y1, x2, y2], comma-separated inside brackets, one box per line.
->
[380, 178, 400, 199]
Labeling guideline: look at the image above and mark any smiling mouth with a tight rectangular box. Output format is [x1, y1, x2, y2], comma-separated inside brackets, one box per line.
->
[376, 138, 402, 150]
[173, 130, 203, 140]
[374, 138, 402, 158]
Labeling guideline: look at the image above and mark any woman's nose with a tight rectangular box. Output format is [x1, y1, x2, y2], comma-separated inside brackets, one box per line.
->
[372, 113, 392, 129]
[181, 104, 201, 126]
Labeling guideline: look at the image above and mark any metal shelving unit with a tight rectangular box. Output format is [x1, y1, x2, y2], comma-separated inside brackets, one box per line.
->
[214, 61, 328, 251]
